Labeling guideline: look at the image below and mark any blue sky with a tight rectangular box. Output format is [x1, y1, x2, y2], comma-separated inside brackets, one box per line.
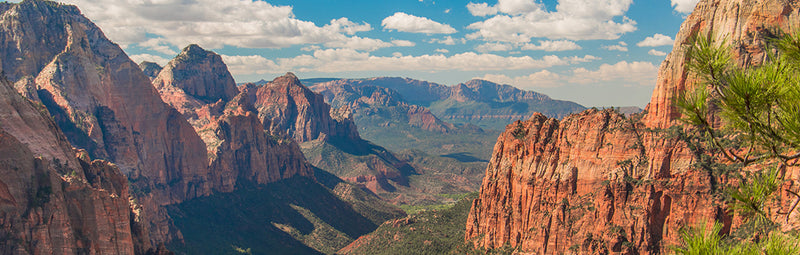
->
[46, 0, 698, 107]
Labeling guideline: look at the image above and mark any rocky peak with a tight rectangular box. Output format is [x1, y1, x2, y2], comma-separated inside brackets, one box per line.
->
[153, 44, 238, 104]
[181, 44, 205, 57]
[255, 72, 361, 142]
[138, 61, 162, 80]
[0, 0, 78, 82]
[310, 80, 456, 133]
[268, 72, 302, 88]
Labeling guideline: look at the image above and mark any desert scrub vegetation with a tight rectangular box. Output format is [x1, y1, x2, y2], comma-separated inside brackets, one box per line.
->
[340, 193, 479, 255]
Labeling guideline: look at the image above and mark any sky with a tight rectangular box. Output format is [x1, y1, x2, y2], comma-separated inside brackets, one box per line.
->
[35, 0, 699, 107]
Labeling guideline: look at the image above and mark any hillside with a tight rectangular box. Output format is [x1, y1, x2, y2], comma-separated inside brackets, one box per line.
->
[339, 193, 479, 255]
[166, 177, 403, 255]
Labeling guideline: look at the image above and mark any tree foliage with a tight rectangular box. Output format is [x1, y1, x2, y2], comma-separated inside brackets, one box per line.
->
[674, 30, 800, 254]
[678, 32, 800, 165]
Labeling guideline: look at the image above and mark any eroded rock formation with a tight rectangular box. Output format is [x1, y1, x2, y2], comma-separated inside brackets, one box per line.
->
[0, 77, 140, 254]
[255, 73, 361, 142]
[466, 0, 800, 253]
[0, 0, 315, 250]
[152, 45, 314, 194]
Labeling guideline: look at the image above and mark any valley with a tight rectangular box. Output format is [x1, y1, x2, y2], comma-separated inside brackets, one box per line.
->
[1, 0, 799, 254]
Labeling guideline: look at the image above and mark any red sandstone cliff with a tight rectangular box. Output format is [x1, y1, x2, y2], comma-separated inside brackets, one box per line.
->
[643, 0, 800, 129]
[153, 44, 239, 114]
[0, 0, 211, 206]
[0, 77, 139, 254]
[255, 73, 361, 142]
[466, 111, 700, 253]
[0, 1, 315, 249]
[466, 0, 800, 253]
[152, 45, 314, 193]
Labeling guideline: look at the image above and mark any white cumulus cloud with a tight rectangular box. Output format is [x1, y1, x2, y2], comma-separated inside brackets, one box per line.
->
[428, 36, 463, 45]
[392, 40, 417, 47]
[478, 60, 657, 89]
[603, 44, 628, 52]
[324, 17, 372, 35]
[137, 38, 177, 55]
[478, 70, 564, 88]
[570, 61, 657, 86]
[467, 2, 498, 16]
[671, 0, 700, 14]
[648, 49, 667, 56]
[466, 0, 636, 42]
[637, 33, 674, 47]
[130, 54, 171, 66]
[221, 55, 280, 75]
[222, 50, 598, 75]
[323, 36, 393, 51]
[60, 0, 377, 50]
[475, 42, 513, 52]
[521, 40, 581, 51]
[381, 12, 457, 34]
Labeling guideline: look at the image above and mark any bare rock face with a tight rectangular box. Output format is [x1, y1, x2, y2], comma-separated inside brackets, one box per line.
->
[0, 0, 212, 207]
[466, 0, 800, 253]
[255, 73, 361, 142]
[138, 61, 162, 81]
[0, 2, 319, 249]
[466, 111, 700, 253]
[0, 78, 139, 254]
[151, 45, 314, 194]
[153, 44, 238, 107]
[643, 0, 800, 129]
[202, 92, 315, 193]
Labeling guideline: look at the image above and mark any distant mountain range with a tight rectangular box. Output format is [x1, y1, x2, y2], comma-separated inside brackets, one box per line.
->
[303, 77, 586, 131]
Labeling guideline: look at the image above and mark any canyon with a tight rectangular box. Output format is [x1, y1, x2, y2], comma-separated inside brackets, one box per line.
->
[2, 0, 799, 254]
[0, 1, 399, 253]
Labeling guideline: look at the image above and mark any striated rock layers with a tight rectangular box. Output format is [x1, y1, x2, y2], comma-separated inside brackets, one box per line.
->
[643, 0, 800, 129]
[466, 111, 698, 254]
[152, 44, 313, 193]
[0, 0, 313, 250]
[153, 48, 406, 253]
[466, 0, 800, 254]
[255, 73, 361, 142]
[0, 0, 211, 206]
[0, 77, 139, 254]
